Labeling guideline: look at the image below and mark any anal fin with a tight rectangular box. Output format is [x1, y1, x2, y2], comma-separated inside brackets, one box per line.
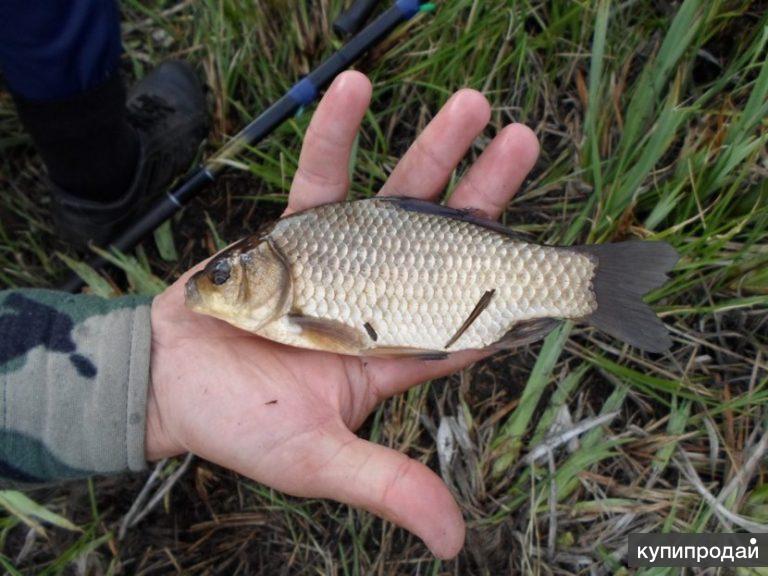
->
[490, 318, 561, 351]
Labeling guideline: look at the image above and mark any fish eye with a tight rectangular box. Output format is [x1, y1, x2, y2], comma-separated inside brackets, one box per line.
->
[209, 260, 231, 285]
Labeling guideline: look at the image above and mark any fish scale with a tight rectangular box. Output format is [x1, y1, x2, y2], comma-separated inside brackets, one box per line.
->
[269, 198, 597, 351]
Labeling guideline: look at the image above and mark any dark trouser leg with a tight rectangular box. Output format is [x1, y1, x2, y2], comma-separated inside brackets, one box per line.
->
[0, 0, 139, 202]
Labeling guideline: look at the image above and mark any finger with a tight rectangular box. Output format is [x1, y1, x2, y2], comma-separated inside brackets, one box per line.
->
[362, 348, 492, 400]
[307, 426, 465, 559]
[286, 71, 372, 215]
[379, 89, 490, 200]
[447, 123, 540, 218]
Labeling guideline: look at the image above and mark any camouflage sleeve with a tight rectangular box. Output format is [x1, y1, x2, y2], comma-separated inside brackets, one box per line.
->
[0, 289, 153, 484]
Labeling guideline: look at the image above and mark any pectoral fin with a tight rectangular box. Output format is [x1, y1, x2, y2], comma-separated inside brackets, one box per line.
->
[288, 314, 369, 354]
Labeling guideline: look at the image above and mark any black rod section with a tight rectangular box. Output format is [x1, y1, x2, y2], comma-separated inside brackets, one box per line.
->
[333, 0, 380, 36]
[61, 0, 422, 293]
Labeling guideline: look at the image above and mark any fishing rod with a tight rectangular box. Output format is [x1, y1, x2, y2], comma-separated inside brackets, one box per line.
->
[61, 0, 428, 293]
[334, 0, 380, 36]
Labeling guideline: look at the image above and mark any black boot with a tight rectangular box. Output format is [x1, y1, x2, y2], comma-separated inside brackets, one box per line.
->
[49, 61, 209, 248]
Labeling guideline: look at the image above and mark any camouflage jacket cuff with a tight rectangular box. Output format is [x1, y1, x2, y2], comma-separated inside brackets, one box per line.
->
[0, 290, 153, 484]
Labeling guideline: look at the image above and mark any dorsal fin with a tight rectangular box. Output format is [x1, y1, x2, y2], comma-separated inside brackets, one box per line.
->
[375, 196, 528, 241]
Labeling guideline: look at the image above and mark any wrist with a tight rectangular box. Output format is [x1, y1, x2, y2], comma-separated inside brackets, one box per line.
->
[145, 292, 186, 461]
[145, 379, 181, 461]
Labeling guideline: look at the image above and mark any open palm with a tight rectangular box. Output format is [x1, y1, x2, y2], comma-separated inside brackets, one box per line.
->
[147, 71, 539, 559]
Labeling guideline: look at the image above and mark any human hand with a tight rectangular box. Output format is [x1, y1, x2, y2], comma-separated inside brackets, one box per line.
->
[147, 71, 539, 559]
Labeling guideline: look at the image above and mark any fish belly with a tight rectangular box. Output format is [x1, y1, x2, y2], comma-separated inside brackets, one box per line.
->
[268, 199, 597, 353]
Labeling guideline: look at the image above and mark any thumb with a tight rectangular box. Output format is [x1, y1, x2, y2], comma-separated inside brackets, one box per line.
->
[309, 426, 465, 559]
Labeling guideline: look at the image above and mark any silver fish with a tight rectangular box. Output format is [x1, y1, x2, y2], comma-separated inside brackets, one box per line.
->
[185, 197, 678, 356]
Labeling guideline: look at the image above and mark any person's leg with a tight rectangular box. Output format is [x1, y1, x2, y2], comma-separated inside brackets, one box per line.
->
[0, 0, 209, 248]
[0, 0, 140, 202]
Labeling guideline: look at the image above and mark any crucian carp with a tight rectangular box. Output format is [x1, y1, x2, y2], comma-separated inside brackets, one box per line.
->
[185, 197, 678, 357]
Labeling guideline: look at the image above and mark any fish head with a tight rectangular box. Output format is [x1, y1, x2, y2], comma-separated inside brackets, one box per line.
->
[185, 236, 291, 331]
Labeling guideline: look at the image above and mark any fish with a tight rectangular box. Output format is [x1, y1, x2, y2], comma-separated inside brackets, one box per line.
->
[185, 196, 679, 357]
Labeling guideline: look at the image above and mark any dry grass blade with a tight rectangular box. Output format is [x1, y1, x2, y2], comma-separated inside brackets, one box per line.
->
[118, 454, 195, 540]
[675, 448, 768, 533]
[523, 410, 620, 465]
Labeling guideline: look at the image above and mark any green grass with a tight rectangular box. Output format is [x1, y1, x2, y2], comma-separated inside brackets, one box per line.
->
[1, 0, 767, 573]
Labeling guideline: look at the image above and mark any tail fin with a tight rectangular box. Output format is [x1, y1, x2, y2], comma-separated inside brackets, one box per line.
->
[575, 241, 679, 353]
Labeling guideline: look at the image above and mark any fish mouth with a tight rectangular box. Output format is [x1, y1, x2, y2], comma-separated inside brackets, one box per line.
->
[184, 274, 204, 310]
